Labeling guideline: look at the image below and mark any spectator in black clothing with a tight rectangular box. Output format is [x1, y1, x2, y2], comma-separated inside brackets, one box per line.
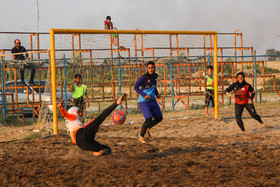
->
[11, 39, 35, 85]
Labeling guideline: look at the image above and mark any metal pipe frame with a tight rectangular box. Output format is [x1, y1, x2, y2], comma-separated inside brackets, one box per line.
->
[49, 29, 219, 133]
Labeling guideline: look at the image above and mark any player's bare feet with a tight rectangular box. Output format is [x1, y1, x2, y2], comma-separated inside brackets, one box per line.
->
[146, 128, 151, 138]
[93, 150, 104, 156]
[139, 136, 146, 143]
[261, 123, 273, 129]
[117, 93, 127, 105]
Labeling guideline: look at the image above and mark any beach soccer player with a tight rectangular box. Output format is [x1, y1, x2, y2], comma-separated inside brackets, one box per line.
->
[58, 93, 127, 156]
[134, 61, 163, 143]
[224, 72, 272, 131]
[203, 65, 215, 117]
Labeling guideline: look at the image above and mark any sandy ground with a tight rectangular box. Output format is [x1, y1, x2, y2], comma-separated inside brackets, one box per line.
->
[0, 102, 280, 186]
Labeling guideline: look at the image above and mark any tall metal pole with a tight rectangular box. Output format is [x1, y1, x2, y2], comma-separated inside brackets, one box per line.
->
[213, 34, 219, 119]
[254, 50, 257, 103]
[50, 29, 58, 134]
[1, 57, 6, 126]
[170, 58, 174, 111]
[36, 0, 39, 33]
[63, 54, 68, 110]
[207, 53, 212, 108]
[118, 56, 122, 110]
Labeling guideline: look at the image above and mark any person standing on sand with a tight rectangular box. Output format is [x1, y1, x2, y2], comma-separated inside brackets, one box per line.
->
[58, 93, 127, 156]
[71, 73, 90, 124]
[224, 72, 272, 131]
[134, 61, 163, 143]
[203, 65, 215, 117]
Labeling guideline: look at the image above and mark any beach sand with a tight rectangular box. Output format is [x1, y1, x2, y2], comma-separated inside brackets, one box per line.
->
[0, 102, 279, 186]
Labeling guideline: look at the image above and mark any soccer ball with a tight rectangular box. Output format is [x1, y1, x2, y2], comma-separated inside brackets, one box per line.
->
[111, 110, 126, 125]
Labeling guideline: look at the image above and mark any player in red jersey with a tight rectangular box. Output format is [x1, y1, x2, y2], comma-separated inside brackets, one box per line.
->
[225, 72, 272, 131]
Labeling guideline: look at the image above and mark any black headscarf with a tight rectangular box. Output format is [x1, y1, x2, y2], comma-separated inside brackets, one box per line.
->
[146, 61, 156, 82]
[236, 72, 246, 87]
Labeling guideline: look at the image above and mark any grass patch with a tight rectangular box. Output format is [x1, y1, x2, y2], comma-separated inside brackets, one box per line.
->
[264, 78, 280, 90]
[25, 132, 42, 139]
[127, 108, 141, 115]
[190, 104, 204, 110]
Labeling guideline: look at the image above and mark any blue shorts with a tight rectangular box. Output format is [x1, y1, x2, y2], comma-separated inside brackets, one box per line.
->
[138, 100, 162, 119]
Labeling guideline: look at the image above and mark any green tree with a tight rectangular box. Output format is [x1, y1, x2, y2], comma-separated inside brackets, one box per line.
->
[265, 48, 280, 61]
[219, 57, 233, 75]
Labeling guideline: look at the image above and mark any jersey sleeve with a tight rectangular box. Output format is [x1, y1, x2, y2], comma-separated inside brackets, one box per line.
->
[155, 74, 159, 97]
[134, 75, 146, 98]
[59, 107, 77, 121]
[248, 84, 255, 100]
[155, 87, 159, 97]
[248, 84, 254, 93]
[224, 83, 236, 93]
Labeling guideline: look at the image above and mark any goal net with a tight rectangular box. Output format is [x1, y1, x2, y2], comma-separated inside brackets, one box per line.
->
[47, 29, 219, 134]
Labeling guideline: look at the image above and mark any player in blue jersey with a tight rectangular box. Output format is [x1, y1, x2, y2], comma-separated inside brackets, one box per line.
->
[134, 61, 163, 143]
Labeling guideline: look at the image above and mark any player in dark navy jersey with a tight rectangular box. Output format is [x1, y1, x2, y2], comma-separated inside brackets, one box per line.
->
[134, 61, 163, 143]
[225, 72, 272, 131]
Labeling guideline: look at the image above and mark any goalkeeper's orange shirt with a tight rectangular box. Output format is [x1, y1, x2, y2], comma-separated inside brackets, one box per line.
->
[59, 107, 82, 144]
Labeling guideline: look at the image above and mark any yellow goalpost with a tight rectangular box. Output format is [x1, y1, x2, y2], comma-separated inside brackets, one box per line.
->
[49, 28, 219, 134]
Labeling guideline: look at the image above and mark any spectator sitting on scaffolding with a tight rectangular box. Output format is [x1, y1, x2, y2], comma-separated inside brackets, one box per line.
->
[11, 39, 35, 85]
[104, 16, 118, 46]
[104, 16, 113, 30]
[112, 27, 119, 46]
